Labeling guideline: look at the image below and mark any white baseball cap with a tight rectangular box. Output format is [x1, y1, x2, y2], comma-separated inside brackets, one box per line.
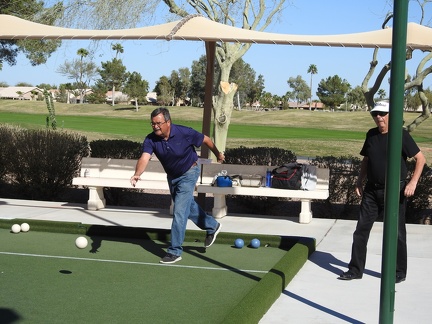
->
[370, 101, 390, 113]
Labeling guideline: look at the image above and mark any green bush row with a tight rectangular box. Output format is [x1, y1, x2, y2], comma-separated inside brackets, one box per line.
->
[0, 124, 90, 200]
[1, 129, 430, 223]
[90, 139, 142, 159]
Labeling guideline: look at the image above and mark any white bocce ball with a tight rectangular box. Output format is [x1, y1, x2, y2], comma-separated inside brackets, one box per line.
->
[11, 224, 21, 233]
[20, 223, 30, 232]
[75, 236, 88, 249]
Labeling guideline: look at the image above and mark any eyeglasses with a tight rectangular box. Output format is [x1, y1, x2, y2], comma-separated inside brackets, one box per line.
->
[370, 111, 388, 117]
[150, 121, 167, 127]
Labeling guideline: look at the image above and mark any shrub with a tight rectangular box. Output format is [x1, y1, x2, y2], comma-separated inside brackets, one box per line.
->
[406, 161, 432, 223]
[90, 139, 142, 159]
[0, 124, 18, 180]
[311, 155, 362, 220]
[224, 146, 296, 165]
[312, 155, 432, 222]
[1, 126, 89, 200]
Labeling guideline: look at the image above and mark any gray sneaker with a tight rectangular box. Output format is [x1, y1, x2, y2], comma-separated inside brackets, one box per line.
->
[205, 223, 222, 248]
[160, 253, 182, 264]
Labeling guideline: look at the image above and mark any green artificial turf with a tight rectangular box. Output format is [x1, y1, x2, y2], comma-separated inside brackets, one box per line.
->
[0, 219, 314, 323]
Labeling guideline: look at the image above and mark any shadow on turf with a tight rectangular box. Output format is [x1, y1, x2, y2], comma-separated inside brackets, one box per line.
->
[185, 248, 262, 281]
[0, 308, 21, 323]
[86, 224, 266, 281]
[87, 227, 168, 258]
[86, 225, 210, 258]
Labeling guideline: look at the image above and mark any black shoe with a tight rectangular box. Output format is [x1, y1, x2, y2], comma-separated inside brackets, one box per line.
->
[396, 275, 406, 284]
[338, 271, 362, 280]
[205, 223, 222, 248]
[159, 253, 182, 264]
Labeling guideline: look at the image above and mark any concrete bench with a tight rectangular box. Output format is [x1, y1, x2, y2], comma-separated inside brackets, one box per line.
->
[72, 157, 172, 211]
[197, 163, 330, 224]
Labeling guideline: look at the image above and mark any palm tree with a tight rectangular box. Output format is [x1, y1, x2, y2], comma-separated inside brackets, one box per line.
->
[112, 43, 124, 59]
[77, 48, 89, 104]
[110, 43, 124, 106]
[377, 88, 386, 99]
[77, 48, 89, 60]
[307, 64, 318, 110]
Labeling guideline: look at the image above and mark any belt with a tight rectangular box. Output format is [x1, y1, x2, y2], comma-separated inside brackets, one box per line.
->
[190, 161, 198, 169]
[370, 183, 385, 189]
[369, 180, 405, 190]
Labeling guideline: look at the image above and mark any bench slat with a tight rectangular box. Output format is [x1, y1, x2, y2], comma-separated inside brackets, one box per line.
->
[72, 177, 169, 190]
[196, 184, 329, 199]
[73, 157, 171, 212]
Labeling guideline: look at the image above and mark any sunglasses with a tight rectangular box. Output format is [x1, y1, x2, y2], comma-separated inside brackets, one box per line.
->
[370, 111, 388, 117]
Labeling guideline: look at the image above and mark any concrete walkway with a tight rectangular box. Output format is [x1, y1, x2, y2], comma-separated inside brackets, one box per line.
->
[1, 198, 431, 323]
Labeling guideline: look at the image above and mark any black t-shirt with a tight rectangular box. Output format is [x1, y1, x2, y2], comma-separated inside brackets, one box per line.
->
[360, 128, 420, 185]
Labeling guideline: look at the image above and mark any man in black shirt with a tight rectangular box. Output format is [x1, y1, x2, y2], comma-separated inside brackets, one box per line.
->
[338, 101, 426, 283]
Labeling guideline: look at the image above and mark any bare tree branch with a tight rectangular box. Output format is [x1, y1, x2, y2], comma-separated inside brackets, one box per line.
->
[362, 1, 431, 129]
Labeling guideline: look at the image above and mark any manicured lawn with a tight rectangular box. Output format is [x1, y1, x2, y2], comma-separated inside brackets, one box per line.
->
[0, 111, 366, 140]
[1, 101, 431, 160]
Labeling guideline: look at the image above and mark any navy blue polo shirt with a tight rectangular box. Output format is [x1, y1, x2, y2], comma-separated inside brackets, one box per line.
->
[142, 124, 204, 178]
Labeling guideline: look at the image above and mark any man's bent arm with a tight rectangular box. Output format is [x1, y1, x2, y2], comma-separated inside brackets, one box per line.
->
[202, 135, 225, 163]
[405, 151, 426, 197]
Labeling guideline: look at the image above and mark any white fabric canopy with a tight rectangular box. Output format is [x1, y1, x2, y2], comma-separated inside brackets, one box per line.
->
[1, 14, 432, 49]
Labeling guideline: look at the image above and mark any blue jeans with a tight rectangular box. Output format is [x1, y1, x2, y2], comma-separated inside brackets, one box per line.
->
[166, 164, 219, 256]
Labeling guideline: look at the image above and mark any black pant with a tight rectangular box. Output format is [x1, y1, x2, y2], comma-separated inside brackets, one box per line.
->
[348, 182, 407, 277]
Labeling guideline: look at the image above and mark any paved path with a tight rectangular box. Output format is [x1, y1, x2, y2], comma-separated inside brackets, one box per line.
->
[1, 198, 431, 323]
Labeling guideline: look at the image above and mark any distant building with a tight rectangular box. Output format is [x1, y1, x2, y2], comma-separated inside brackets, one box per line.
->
[0, 87, 43, 100]
[288, 102, 324, 110]
[146, 92, 157, 104]
[105, 90, 129, 104]
[251, 101, 261, 110]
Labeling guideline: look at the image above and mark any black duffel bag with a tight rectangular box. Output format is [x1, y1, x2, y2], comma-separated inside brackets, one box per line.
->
[271, 163, 303, 190]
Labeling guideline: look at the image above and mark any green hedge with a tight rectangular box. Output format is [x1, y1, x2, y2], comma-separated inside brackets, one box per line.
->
[1, 131, 430, 222]
[90, 139, 142, 159]
[224, 146, 296, 166]
[0, 124, 89, 200]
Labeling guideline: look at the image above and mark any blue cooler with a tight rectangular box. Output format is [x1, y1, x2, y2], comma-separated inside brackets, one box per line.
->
[216, 176, 232, 187]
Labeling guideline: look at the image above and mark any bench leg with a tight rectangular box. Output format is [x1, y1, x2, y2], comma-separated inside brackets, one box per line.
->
[212, 194, 228, 219]
[87, 187, 106, 210]
[299, 199, 312, 224]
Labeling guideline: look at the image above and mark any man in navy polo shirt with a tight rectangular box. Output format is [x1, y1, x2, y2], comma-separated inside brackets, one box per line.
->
[131, 107, 224, 264]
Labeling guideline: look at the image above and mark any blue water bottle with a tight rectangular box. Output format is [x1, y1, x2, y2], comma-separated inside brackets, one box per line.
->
[266, 169, 272, 187]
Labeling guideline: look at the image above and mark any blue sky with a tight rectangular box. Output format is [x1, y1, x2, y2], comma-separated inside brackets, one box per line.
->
[1, 1, 430, 99]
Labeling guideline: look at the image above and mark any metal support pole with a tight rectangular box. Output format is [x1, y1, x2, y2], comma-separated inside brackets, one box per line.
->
[197, 41, 216, 209]
[379, 1, 409, 323]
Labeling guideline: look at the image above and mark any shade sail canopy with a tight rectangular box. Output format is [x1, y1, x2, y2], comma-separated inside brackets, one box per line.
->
[1, 14, 432, 50]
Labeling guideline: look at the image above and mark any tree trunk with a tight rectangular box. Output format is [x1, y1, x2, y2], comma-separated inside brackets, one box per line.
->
[309, 74, 312, 110]
[212, 81, 238, 154]
[112, 84, 115, 107]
